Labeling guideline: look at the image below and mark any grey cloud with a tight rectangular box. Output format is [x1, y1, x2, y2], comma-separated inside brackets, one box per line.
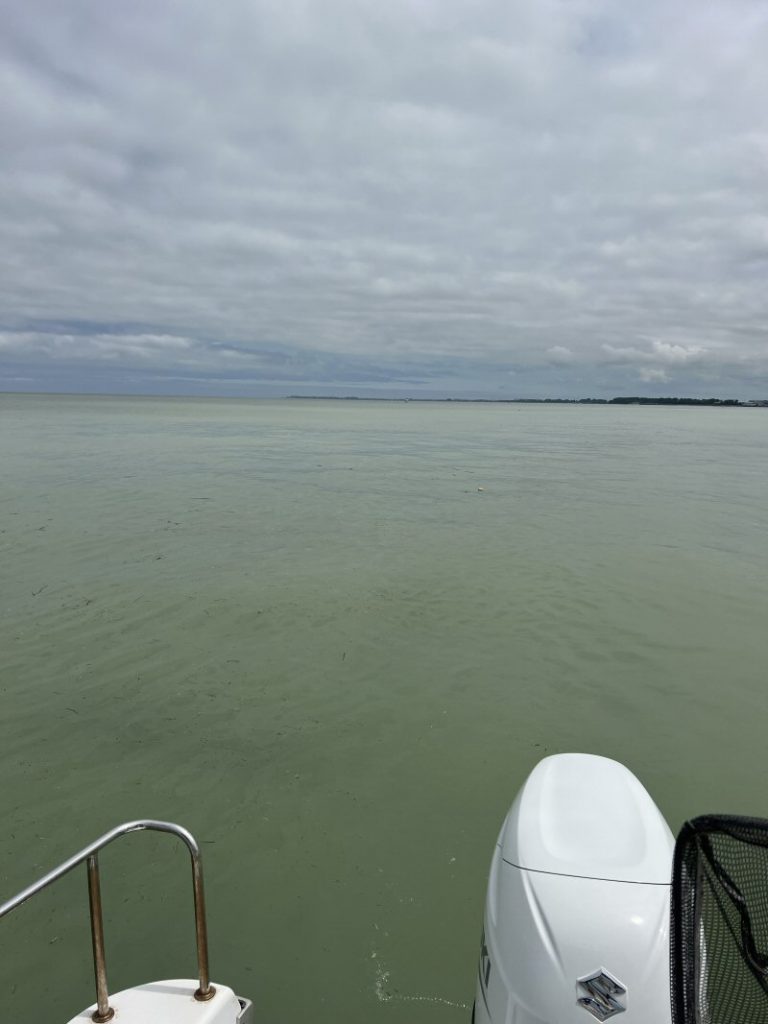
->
[601, 341, 706, 366]
[1, 0, 767, 397]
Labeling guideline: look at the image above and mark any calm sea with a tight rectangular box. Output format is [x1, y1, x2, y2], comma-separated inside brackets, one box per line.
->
[1, 394, 767, 1023]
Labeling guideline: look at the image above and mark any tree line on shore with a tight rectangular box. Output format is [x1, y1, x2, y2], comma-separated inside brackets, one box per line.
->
[290, 395, 766, 406]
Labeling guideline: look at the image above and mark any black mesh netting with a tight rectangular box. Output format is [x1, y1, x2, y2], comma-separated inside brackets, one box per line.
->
[672, 815, 768, 1024]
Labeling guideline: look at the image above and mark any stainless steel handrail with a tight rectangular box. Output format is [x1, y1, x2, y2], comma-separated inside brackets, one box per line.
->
[0, 819, 215, 1022]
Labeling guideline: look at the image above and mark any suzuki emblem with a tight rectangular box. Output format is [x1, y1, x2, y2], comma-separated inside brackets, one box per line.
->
[576, 969, 627, 1021]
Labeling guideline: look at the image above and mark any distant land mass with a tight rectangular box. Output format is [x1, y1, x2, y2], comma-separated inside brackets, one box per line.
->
[288, 396, 768, 407]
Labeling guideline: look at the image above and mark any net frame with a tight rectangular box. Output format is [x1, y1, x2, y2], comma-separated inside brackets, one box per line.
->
[671, 815, 768, 1024]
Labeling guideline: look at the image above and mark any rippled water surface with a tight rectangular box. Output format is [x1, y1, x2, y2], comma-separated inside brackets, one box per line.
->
[1, 394, 767, 1022]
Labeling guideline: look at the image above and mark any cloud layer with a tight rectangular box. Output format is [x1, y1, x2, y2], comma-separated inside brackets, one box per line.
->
[2, 0, 767, 396]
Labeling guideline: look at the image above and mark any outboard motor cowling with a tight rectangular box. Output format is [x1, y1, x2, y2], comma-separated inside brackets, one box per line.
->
[476, 754, 674, 1024]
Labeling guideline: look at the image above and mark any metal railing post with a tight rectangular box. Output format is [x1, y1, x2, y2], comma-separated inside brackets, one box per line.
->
[0, 819, 216, 1012]
[191, 854, 214, 1000]
[87, 854, 114, 1023]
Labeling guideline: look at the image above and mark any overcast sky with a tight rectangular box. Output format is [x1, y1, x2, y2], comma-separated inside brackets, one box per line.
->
[1, 0, 767, 398]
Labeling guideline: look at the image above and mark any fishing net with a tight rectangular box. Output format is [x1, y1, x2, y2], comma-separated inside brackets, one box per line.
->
[671, 815, 768, 1024]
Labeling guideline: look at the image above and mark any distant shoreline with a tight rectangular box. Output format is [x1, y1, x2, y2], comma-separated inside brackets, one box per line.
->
[2, 391, 766, 407]
[287, 396, 768, 407]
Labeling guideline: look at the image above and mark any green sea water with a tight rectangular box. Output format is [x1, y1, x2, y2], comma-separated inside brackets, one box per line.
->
[1, 394, 767, 1023]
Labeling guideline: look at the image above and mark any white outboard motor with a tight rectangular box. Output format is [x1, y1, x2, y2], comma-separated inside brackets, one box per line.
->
[475, 754, 674, 1024]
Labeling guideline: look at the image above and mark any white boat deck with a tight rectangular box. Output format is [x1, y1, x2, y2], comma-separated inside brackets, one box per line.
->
[66, 980, 251, 1024]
